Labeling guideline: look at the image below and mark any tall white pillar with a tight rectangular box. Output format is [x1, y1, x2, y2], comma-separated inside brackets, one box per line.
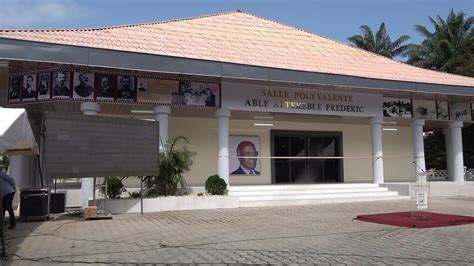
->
[411, 119, 426, 182]
[153, 106, 171, 151]
[369, 116, 384, 184]
[443, 128, 453, 180]
[447, 121, 464, 183]
[80, 102, 100, 209]
[215, 109, 231, 186]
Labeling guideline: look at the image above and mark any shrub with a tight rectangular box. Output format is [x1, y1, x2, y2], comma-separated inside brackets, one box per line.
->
[102, 176, 125, 199]
[205, 174, 227, 195]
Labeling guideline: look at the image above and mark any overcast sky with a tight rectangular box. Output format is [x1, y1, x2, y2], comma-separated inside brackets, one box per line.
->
[0, 0, 471, 48]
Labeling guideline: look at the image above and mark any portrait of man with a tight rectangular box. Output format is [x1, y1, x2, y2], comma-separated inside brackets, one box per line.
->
[116, 76, 135, 100]
[9, 76, 21, 102]
[73, 72, 94, 99]
[179, 81, 220, 107]
[21, 75, 37, 100]
[52, 71, 70, 97]
[38, 72, 50, 99]
[230, 136, 261, 175]
[95, 74, 116, 99]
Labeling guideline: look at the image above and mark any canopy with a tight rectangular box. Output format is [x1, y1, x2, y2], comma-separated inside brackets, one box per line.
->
[0, 107, 38, 155]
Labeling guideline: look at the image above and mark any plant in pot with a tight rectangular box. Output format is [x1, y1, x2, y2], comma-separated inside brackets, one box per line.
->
[143, 136, 195, 196]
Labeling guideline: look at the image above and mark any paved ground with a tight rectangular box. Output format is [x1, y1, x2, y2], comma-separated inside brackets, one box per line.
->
[2, 197, 474, 265]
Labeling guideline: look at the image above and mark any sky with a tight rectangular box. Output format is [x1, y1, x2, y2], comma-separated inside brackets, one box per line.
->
[0, 0, 472, 47]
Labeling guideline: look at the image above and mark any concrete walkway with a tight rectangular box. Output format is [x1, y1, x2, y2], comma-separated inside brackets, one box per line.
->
[3, 197, 474, 265]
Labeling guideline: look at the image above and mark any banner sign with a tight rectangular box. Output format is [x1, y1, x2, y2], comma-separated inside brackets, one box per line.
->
[221, 82, 382, 117]
[8, 70, 220, 108]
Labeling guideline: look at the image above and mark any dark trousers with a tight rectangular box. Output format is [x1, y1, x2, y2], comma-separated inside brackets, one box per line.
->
[2, 192, 15, 227]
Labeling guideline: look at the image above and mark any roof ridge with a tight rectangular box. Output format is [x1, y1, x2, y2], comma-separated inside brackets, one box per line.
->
[0, 10, 242, 33]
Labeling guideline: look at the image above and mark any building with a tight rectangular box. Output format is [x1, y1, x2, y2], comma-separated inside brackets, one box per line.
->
[0, 11, 473, 207]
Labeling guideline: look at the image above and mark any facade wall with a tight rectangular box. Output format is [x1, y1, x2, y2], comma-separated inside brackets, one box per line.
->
[169, 116, 416, 186]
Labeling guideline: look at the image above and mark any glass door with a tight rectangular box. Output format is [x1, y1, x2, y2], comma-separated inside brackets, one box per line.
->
[272, 131, 343, 183]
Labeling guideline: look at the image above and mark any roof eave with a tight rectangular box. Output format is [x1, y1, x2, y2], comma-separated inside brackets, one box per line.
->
[0, 38, 473, 97]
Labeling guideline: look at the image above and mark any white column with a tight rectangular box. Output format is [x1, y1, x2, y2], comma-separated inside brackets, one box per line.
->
[369, 116, 384, 184]
[447, 121, 464, 183]
[153, 106, 171, 151]
[411, 119, 426, 183]
[215, 109, 231, 186]
[80, 102, 100, 209]
[443, 128, 453, 180]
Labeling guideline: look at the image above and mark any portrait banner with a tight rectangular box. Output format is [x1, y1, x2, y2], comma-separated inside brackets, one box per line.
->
[449, 102, 471, 121]
[116, 76, 136, 101]
[436, 101, 449, 120]
[73, 72, 95, 100]
[37, 72, 51, 100]
[8, 76, 22, 102]
[52, 71, 72, 98]
[137, 78, 179, 104]
[179, 81, 220, 107]
[95, 74, 116, 100]
[383, 97, 412, 118]
[412, 99, 436, 120]
[21, 74, 37, 101]
[229, 136, 261, 176]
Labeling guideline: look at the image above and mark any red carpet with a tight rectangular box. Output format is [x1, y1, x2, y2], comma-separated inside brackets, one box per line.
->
[356, 212, 474, 228]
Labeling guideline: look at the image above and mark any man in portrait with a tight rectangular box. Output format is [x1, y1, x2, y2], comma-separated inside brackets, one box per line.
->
[21, 75, 36, 99]
[74, 73, 94, 98]
[117, 76, 134, 99]
[38, 73, 49, 96]
[96, 76, 115, 98]
[53, 71, 70, 96]
[9, 77, 21, 100]
[231, 141, 260, 175]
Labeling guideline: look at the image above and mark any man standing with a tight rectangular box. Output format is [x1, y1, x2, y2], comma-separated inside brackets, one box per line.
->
[53, 71, 70, 97]
[231, 141, 260, 175]
[0, 171, 16, 229]
[74, 73, 94, 98]
[21, 75, 36, 99]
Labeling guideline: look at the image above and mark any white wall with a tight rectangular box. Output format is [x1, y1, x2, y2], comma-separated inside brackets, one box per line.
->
[169, 116, 416, 186]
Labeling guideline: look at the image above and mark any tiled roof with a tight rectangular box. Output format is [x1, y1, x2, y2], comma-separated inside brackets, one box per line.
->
[0, 11, 473, 87]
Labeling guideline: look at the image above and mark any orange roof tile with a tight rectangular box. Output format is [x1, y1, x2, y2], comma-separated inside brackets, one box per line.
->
[1, 11, 473, 87]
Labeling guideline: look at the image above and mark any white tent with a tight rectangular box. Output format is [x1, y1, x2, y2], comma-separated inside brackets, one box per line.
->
[0, 107, 38, 155]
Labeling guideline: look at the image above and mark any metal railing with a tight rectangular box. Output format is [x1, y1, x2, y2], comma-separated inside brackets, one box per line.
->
[426, 168, 474, 181]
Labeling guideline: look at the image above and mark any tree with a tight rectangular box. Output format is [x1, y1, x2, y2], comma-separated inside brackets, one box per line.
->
[348, 22, 411, 58]
[406, 9, 473, 72]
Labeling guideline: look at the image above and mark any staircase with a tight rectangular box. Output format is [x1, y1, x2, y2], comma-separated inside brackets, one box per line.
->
[228, 183, 410, 208]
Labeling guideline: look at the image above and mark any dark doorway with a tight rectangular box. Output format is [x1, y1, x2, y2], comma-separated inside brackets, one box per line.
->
[271, 130, 343, 183]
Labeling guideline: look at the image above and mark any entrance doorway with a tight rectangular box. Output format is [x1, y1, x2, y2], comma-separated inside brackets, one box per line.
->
[271, 130, 343, 183]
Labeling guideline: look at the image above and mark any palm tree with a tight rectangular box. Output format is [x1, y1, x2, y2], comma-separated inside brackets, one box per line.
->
[406, 9, 473, 72]
[348, 22, 411, 58]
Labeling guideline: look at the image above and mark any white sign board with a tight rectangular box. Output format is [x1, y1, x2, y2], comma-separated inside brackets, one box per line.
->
[416, 190, 428, 210]
[222, 82, 383, 117]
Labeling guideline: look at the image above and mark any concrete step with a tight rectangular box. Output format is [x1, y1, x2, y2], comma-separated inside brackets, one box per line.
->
[228, 183, 379, 192]
[229, 187, 389, 196]
[239, 195, 411, 208]
[238, 191, 400, 202]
